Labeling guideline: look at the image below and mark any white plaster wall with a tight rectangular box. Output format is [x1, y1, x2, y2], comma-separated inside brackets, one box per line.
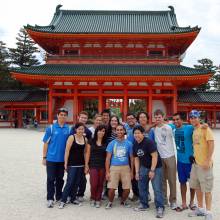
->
[63, 100, 73, 122]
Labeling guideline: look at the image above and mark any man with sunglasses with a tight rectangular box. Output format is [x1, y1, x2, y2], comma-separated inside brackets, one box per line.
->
[42, 108, 70, 208]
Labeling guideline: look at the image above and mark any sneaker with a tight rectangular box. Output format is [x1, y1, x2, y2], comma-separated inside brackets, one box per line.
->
[129, 195, 139, 202]
[72, 199, 82, 206]
[188, 208, 206, 217]
[58, 202, 65, 209]
[47, 200, 54, 208]
[156, 207, 164, 218]
[96, 201, 101, 208]
[170, 202, 177, 210]
[134, 204, 149, 211]
[105, 202, 113, 209]
[90, 200, 96, 207]
[121, 201, 131, 208]
[205, 212, 213, 220]
[66, 196, 71, 204]
[77, 196, 84, 202]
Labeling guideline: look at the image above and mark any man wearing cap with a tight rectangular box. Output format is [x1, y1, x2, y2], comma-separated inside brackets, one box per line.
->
[42, 108, 70, 208]
[189, 110, 214, 220]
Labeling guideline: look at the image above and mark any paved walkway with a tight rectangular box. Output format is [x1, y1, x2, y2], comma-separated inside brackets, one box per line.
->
[0, 129, 219, 220]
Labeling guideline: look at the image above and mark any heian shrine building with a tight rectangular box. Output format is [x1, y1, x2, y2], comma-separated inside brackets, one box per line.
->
[1, 5, 220, 127]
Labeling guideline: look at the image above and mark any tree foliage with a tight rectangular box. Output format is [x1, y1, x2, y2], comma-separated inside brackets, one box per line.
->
[9, 28, 40, 67]
[194, 58, 220, 91]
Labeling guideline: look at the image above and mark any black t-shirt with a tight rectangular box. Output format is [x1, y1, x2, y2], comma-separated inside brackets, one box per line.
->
[133, 137, 162, 168]
[89, 140, 106, 168]
[68, 135, 86, 166]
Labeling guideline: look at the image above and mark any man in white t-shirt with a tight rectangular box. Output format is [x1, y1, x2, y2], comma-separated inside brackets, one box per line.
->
[153, 109, 177, 210]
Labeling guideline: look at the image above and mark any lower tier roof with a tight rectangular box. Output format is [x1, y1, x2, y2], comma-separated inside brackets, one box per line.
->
[12, 64, 211, 76]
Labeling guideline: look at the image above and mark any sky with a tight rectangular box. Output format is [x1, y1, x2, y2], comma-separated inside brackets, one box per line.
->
[0, 0, 220, 67]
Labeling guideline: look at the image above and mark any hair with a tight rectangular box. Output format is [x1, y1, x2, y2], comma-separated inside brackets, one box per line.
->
[154, 109, 165, 117]
[107, 115, 120, 137]
[137, 111, 149, 122]
[94, 114, 102, 119]
[126, 112, 136, 118]
[74, 122, 85, 130]
[93, 124, 107, 145]
[101, 109, 111, 116]
[57, 107, 68, 115]
[133, 125, 145, 134]
[79, 111, 88, 117]
[173, 112, 184, 120]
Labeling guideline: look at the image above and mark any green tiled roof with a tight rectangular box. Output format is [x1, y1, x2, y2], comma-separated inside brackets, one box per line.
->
[0, 90, 47, 102]
[25, 6, 199, 34]
[12, 64, 211, 76]
[178, 90, 220, 103]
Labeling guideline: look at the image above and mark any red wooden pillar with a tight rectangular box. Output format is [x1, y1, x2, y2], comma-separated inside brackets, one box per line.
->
[73, 88, 78, 123]
[123, 87, 128, 121]
[213, 109, 216, 128]
[148, 87, 152, 124]
[17, 110, 23, 128]
[98, 87, 103, 113]
[173, 87, 177, 114]
[48, 84, 53, 124]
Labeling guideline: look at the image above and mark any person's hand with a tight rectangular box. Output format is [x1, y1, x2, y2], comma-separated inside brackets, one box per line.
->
[42, 158, 46, 166]
[202, 160, 211, 170]
[106, 172, 110, 181]
[148, 170, 155, 180]
[84, 165, 89, 174]
[135, 172, 139, 181]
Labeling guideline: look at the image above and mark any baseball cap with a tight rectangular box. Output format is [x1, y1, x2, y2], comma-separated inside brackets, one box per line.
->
[189, 110, 200, 118]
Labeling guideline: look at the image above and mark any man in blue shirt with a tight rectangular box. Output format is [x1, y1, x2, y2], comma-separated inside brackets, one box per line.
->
[42, 108, 70, 208]
[172, 113, 196, 211]
[105, 124, 134, 209]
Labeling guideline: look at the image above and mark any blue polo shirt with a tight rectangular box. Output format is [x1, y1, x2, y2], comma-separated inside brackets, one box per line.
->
[43, 122, 70, 162]
[173, 124, 194, 164]
[124, 123, 136, 143]
[106, 139, 133, 166]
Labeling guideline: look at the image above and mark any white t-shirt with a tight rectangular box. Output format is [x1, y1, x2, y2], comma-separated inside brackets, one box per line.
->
[154, 124, 175, 159]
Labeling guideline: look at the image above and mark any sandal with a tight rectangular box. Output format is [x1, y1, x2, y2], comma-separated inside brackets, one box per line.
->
[189, 204, 197, 210]
[175, 206, 188, 212]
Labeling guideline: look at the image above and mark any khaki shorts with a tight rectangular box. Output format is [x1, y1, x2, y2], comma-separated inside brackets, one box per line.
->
[107, 165, 131, 190]
[189, 164, 214, 192]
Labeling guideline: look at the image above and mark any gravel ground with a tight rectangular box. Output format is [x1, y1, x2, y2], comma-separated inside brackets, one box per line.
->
[0, 128, 219, 220]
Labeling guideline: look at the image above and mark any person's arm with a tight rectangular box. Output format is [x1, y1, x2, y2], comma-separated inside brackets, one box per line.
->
[64, 135, 74, 171]
[134, 157, 140, 180]
[202, 140, 214, 170]
[149, 151, 158, 180]
[42, 143, 48, 166]
[84, 140, 90, 174]
[105, 152, 112, 181]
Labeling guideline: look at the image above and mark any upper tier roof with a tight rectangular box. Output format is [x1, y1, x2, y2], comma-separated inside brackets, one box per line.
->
[25, 5, 200, 34]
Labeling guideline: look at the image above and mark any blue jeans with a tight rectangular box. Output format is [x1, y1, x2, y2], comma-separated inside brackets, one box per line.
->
[138, 166, 164, 209]
[46, 161, 64, 201]
[61, 166, 84, 203]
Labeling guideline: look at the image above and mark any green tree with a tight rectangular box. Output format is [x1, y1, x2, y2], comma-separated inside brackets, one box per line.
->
[194, 58, 218, 91]
[9, 28, 40, 67]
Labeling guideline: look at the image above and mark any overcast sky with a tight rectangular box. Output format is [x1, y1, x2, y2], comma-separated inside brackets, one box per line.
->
[0, 0, 219, 67]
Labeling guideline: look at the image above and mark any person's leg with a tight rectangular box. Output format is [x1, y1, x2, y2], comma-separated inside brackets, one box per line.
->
[138, 166, 149, 208]
[189, 188, 196, 207]
[161, 159, 168, 204]
[121, 189, 130, 202]
[166, 156, 177, 204]
[108, 188, 115, 202]
[120, 166, 131, 203]
[46, 161, 57, 201]
[151, 167, 164, 209]
[96, 168, 106, 201]
[61, 167, 77, 203]
[55, 162, 64, 201]
[205, 192, 212, 211]
[90, 168, 98, 201]
[77, 173, 87, 197]
[71, 167, 84, 201]
[131, 178, 139, 197]
[196, 189, 203, 208]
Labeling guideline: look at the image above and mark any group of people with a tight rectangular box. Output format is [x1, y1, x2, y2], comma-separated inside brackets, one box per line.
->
[42, 108, 214, 220]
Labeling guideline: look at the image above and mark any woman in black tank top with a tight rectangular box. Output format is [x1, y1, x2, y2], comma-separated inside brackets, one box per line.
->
[59, 123, 89, 208]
